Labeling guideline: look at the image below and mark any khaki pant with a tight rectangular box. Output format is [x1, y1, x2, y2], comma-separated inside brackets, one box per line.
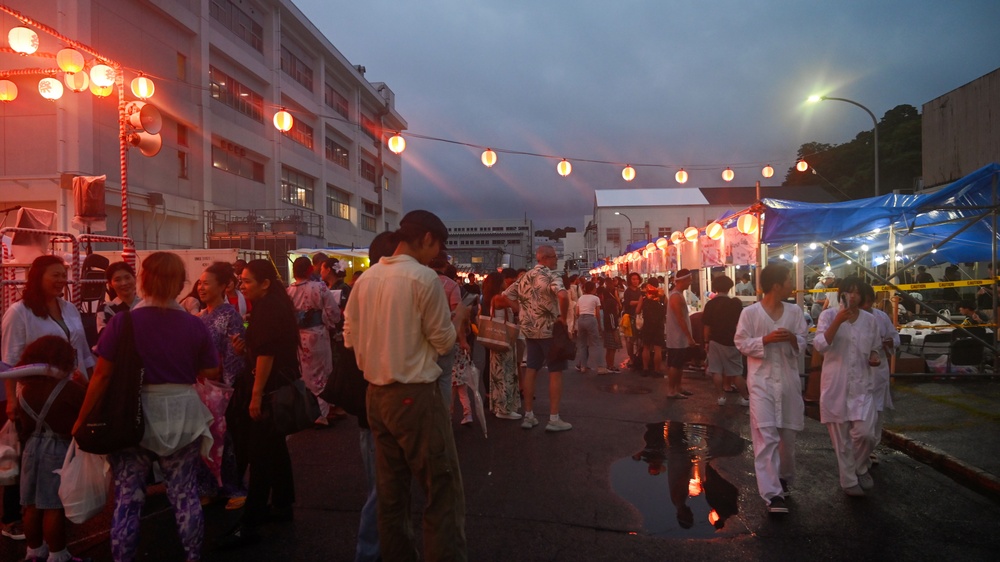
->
[367, 381, 467, 562]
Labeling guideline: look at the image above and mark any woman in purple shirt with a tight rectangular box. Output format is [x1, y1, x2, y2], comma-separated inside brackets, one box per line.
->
[75, 252, 219, 562]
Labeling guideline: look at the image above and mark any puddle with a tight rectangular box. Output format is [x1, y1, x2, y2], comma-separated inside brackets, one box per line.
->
[610, 421, 748, 538]
[599, 384, 653, 395]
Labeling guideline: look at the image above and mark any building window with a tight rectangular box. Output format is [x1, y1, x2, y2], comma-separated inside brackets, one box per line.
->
[209, 66, 264, 123]
[176, 53, 187, 81]
[280, 45, 313, 90]
[212, 141, 265, 182]
[284, 118, 314, 149]
[281, 166, 314, 210]
[325, 137, 349, 169]
[360, 113, 379, 141]
[177, 151, 188, 179]
[361, 200, 377, 232]
[658, 227, 672, 238]
[324, 84, 349, 118]
[327, 185, 350, 220]
[209, 0, 263, 53]
[177, 123, 188, 147]
[360, 159, 376, 184]
[606, 227, 620, 245]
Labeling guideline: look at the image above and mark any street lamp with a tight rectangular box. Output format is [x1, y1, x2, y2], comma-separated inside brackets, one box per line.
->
[807, 94, 879, 197]
[614, 211, 633, 248]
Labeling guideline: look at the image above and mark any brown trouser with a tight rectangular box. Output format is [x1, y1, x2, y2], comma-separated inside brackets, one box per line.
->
[367, 381, 467, 562]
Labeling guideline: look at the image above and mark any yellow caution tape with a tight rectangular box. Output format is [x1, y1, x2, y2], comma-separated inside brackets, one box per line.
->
[802, 277, 998, 293]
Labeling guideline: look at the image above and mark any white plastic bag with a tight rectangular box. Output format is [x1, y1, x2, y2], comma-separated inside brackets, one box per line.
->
[56, 439, 109, 524]
[0, 420, 19, 485]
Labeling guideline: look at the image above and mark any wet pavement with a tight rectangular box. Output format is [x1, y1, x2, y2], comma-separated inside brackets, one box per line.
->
[3, 352, 1000, 561]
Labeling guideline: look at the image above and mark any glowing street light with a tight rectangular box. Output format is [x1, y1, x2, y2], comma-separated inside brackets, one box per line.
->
[808, 94, 880, 197]
[615, 211, 633, 246]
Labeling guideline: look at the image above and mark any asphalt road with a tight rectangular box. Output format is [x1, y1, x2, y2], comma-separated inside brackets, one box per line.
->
[4, 362, 999, 562]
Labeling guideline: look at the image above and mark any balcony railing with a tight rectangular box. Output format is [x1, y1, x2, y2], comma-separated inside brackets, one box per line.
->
[207, 208, 324, 239]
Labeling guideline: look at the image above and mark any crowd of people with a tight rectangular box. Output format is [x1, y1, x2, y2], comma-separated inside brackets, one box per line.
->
[0, 207, 991, 560]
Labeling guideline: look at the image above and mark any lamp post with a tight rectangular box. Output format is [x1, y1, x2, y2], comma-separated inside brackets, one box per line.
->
[615, 211, 633, 248]
[808, 95, 879, 197]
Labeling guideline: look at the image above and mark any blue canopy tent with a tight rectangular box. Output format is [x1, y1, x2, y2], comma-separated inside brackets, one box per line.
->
[760, 164, 1000, 266]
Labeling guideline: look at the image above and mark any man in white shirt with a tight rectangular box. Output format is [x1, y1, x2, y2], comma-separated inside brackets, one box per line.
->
[734, 264, 807, 515]
[344, 210, 468, 561]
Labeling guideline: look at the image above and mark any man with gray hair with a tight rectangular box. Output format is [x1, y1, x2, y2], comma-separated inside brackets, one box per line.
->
[503, 245, 572, 431]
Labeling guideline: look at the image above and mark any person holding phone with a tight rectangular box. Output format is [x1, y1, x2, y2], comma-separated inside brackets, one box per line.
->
[813, 276, 883, 497]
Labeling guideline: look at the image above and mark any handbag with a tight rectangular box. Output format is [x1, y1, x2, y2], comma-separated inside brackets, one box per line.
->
[478, 304, 518, 353]
[265, 377, 321, 436]
[634, 311, 645, 330]
[74, 310, 146, 455]
[57, 439, 109, 524]
[0, 420, 19, 485]
[548, 321, 577, 363]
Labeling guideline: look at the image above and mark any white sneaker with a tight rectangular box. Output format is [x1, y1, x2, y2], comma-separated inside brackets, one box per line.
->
[738, 397, 750, 406]
[717, 396, 727, 406]
[495, 411, 523, 420]
[521, 414, 539, 429]
[545, 418, 573, 432]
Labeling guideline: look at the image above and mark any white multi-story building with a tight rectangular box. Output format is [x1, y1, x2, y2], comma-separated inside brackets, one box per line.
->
[445, 218, 533, 273]
[0, 0, 405, 263]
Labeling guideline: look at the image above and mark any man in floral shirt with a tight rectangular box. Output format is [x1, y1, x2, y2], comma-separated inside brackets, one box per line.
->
[503, 245, 572, 431]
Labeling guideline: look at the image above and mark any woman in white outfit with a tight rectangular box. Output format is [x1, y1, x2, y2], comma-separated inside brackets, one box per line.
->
[813, 276, 883, 497]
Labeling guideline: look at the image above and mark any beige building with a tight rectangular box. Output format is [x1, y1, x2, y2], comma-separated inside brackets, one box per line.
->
[0, 0, 405, 257]
[922, 66, 1000, 187]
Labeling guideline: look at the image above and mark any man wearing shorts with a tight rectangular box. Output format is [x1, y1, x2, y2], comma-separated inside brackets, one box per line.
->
[702, 275, 749, 406]
[503, 245, 571, 431]
[664, 269, 696, 398]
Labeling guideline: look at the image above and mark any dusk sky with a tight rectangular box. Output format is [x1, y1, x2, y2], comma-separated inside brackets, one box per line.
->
[297, 0, 1000, 230]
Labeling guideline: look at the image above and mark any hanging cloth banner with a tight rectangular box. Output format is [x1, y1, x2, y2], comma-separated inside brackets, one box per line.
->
[665, 245, 679, 272]
[700, 235, 724, 267]
[681, 239, 702, 270]
[726, 228, 758, 266]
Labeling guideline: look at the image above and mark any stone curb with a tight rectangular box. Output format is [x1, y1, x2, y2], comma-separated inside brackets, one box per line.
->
[882, 429, 1000, 503]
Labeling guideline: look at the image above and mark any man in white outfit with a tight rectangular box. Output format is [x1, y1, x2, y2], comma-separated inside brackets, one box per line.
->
[860, 282, 898, 466]
[813, 276, 883, 497]
[734, 264, 807, 514]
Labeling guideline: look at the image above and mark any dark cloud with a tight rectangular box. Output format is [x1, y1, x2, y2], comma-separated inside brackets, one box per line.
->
[299, 0, 1000, 229]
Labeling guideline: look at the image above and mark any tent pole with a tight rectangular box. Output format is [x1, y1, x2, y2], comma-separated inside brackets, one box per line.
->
[883, 210, 990, 284]
[992, 172, 998, 374]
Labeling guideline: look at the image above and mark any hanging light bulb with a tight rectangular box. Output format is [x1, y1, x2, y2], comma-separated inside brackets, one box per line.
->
[622, 165, 636, 182]
[38, 77, 64, 100]
[684, 226, 699, 241]
[90, 64, 116, 88]
[387, 133, 406, 154]
[761, 164, 774, 178]
[56, 48, 85, 73]
[557, 159, 572, 177]
[0, 80, 18, 102]
[64, 71, 89, 92]
[90, 82, 113, 97]
[8, 27, 39, 55]
[273, 109, 294, 132]
[481, 148, 497, 168]
[706, 222, 723, 240]
[675, 168, 688, 184]
[655, 237, 669, 250]
[896, 242, 904, 252]
[130, 74, 155, 99]
[722, 167, 735, 182]
[796, 159, 809, 172]
[737, 214, 759, 235]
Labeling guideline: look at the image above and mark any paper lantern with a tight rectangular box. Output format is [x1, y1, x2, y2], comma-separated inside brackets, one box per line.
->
[557, 159, 572, 177]
[675, 168, 688, 184]
[655, 237, 669, 250]
[706, 222, 723, 240]
[90, 64, 116, 88]
[0, 80, 17, 102]
[387, 133, 406, 154]
[645, 242, 656, 253]
[131, 75, 155, 99]
[481, 148, 497, 167]
[796, 159, 809, 172]
[737, 214, 759, 235]
[38, 77, 64, 100]
[273, 109, 293, 132]
[622, 165, 635, 182]
[8, 27, 39, 55]
[90, 82, 113, 97]
[761, 164, 774, 178]
[64, 71, 89, 92]
[57, 49, 85, 73]
[722, 167, 735, 182]
[684, 226, 699, 241]
[670, 231, 682, 244]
